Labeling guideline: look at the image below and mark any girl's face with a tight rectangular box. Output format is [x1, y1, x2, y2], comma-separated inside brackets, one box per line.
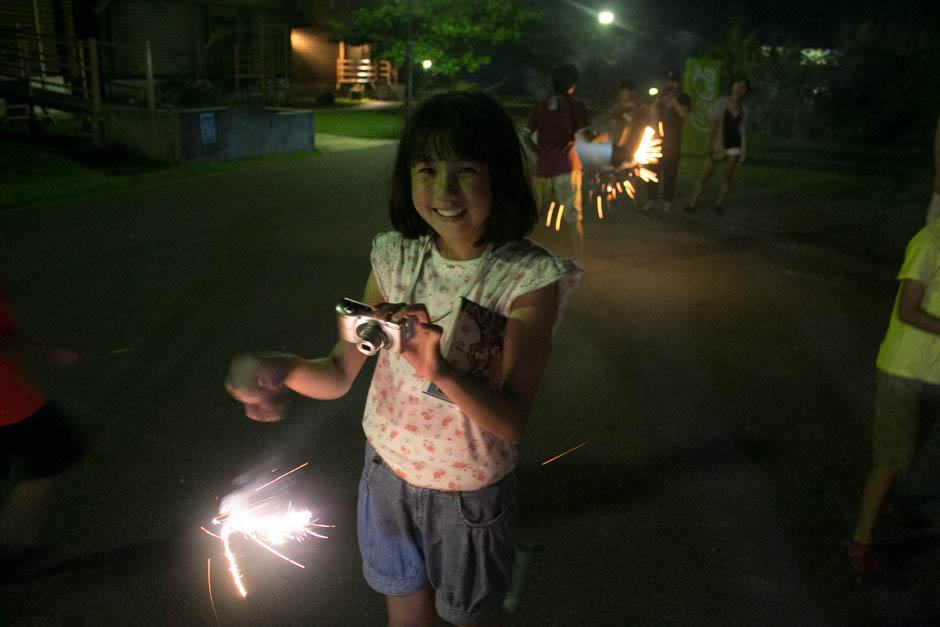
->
[732, 80, 749, 97]
[411, 156, 492, 259]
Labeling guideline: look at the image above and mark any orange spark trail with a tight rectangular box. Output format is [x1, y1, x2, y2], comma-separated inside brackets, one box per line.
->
[208, 558, 221, 626]
[254, 462, 309, 492]
[545, 202, 555, 227]
[554, 204, 565, 231]
[541, 440, 589, 466]
[596, 195, 603, 219]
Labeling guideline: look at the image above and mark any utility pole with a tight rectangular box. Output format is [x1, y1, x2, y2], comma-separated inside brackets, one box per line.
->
[405, 0, 413, 105]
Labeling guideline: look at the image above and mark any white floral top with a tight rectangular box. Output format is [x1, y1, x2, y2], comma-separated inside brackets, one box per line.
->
[363, 232, 581, 491]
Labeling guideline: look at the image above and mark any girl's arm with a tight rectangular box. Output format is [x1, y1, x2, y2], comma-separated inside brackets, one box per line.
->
[226, 271, 382, 410]
[397, 282, 560, 442]
[896, 279, 940, 336]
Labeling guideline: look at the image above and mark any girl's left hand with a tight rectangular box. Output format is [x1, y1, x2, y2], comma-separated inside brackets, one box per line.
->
[391, 305, 449, 381]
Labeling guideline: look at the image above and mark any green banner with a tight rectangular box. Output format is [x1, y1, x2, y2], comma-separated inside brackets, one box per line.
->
[682, 58, 722, 156]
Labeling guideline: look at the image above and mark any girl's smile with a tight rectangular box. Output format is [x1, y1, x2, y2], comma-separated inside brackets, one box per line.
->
[411, 159, 492, 259]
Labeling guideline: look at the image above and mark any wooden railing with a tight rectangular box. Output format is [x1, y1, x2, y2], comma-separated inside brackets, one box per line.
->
[335, 58, 397, 91]
[0, 26, 102, 142]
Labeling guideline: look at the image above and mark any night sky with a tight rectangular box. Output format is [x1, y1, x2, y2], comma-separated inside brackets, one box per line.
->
[557, 0, 939, 47]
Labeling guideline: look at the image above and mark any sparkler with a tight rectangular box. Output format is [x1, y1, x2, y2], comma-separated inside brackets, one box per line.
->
[203, 463, 333, 598]
[587, 124, 663, 220]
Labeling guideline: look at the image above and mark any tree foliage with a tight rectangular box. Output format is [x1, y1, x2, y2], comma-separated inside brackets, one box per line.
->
[704, 19, 940, 144]
[330, 0, 538, 77]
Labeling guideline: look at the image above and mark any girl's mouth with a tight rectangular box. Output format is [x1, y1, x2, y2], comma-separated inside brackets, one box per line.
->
[434, 208, 466, 218]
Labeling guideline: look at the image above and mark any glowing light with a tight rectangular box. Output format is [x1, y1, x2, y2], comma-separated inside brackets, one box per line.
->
[546, 201, 555, 227]
[542, 441, 589, 466]
[554, 204, 565, 231]
[637, 167, 658, 183]
[421, 59, 432, 69]
[648, 87, 659, 96]
[597, 195, 603, 219]
[658, 121, 664, 137]
[623, 179, 636, 198]
[633, 126, 663, 166]
[204, 463, 333, 598]
[598, 11, 614, 24]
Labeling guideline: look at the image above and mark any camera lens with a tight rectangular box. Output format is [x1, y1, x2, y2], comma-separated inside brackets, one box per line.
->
[356, 322, 388, 355]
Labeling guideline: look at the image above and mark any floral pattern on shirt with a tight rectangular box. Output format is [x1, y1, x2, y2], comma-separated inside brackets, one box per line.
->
[363, 232, 581, 490]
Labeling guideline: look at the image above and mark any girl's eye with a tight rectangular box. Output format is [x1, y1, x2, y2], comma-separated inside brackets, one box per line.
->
[460, 166, 480, 174]
[416, 166, 435, 175]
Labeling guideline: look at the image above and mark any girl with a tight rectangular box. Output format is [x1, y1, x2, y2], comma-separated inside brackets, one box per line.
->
[226, 91, 581, 626]
[685, 77, 750, 215]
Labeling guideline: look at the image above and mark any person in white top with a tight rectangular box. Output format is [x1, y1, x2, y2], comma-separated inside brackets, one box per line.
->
[226, 91, 581, 626]
[685, 77, 750, 215]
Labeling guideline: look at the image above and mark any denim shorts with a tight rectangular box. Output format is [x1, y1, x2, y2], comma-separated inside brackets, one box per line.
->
[357, 441, 516, 625]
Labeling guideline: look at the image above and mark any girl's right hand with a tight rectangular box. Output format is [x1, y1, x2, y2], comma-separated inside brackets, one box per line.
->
[226, 353, 295, 422]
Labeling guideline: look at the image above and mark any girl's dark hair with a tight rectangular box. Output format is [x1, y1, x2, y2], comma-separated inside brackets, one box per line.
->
[389, 91, 538, 246]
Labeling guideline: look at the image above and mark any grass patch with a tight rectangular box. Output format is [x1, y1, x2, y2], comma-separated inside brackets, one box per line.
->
[0, 131, 318, 211]
[2, 105, 407, 210]
[312, 108, 405, 139]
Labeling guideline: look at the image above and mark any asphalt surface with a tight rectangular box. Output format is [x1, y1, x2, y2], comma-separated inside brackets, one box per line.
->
[1, 135, 938, 626]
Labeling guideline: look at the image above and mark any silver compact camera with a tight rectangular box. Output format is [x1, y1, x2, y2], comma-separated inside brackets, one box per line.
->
[336, 298, 413, 355]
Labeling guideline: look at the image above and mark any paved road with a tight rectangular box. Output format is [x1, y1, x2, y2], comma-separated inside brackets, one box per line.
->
[1, 137, 938, 625]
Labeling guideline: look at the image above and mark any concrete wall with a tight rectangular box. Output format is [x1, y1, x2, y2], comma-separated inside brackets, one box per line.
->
[104, 106, 314, 162]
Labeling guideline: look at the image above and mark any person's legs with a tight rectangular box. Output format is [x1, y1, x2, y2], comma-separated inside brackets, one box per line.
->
[387, 584, 436, 627]
[561, 170, 583, 261]
[0, 404, 82, 551]
[660, 147, 681, 211]
[716, 154, 740, 207]
[689, 154, 719, 209]
[847, 371, 923, 575]
[852, 463, 896, 545]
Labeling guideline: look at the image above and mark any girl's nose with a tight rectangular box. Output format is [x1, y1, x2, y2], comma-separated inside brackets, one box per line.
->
[434, 170, 460, 199]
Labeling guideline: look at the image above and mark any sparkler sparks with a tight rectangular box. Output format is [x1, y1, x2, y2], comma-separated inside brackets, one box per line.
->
[541, 441, 589, 466]
[587, 124, 662, 220]
[633, 126, 663, 166]
[204, 463, 333, 598]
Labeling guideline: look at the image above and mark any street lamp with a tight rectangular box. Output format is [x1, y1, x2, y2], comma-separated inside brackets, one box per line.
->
[422, 59, 432, 70]
[598, 10, 614, 25]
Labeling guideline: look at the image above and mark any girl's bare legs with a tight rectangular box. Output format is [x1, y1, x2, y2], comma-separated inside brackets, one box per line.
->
[715, 154, 740, 207]
[387, 585, 435, 627]
[386, 585, 505, 627]
[690, 154, 719, 207]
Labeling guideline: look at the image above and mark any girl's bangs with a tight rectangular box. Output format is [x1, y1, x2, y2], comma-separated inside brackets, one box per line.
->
[409, 113, 489, 164]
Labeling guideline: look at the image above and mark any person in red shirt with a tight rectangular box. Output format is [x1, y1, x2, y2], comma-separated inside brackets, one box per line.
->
[0, 276, 83, 581]
[523, 63, 599, 263]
